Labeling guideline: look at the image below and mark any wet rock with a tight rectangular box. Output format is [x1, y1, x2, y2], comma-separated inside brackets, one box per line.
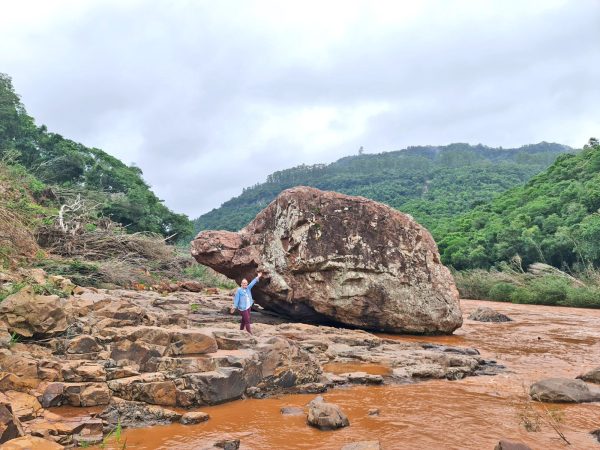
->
[99, 398, 182, 429]
[341, 441, 381, 450]
[280, 406, 304, 416]
[287, 382, 328, 394]
[0, 287, 69, 337]
[577, 366, 600, 384]
[254, 336, 321, 391]
[214, 439, 240, 449]
[191, 186, 462, 334]
[180, 411, 210, 424]
[0, 403, 24, 444]
[468, 307, 512, 323]
[494, 440, 533, 450]
[307, 396, 349, 430]
[340, 372, 384, 385]
[530, 378, 600, 403]
[0, 436, 64, 449]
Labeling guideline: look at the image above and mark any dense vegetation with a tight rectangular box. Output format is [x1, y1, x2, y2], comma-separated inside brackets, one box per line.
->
[0, 73, 191, 240]
[439, 138, 600, 270]
[194, 142, 571, 237]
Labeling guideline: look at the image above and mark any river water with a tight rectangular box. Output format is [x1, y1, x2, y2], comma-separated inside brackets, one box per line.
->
[94, 300, 600, 449]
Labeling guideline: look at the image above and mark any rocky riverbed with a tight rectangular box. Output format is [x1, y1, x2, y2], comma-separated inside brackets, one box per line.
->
[0, 277, 498, 448]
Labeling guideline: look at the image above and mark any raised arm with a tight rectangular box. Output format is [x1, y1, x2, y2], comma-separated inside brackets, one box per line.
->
[247, 272, 262, 290]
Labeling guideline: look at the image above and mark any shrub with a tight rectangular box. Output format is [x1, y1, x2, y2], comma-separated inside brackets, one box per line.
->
[488, 282, 517, 302]
[563, 286, 600, 308]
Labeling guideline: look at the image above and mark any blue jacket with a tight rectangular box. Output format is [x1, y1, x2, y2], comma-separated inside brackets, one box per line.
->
[233, 277, 259, 311]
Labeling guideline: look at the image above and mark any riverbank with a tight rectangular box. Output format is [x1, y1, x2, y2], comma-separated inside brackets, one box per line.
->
[88, 300, 600, 449]
[0, 279, 498, 448]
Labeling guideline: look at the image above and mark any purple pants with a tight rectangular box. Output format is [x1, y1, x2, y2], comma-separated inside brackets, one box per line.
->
[239, 308, 252, 334]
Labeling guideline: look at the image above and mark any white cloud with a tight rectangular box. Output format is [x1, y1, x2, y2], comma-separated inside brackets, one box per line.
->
[1, 0, 598, 217]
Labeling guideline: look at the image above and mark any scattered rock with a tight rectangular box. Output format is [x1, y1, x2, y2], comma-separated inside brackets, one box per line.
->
[367, 408, 379, 416]
[530, 378, 600, 403]
[591, 429, 600, 443]
[341, 441, 381, 450]
[494, 440, 533, 450]
[468, 307, 512, 323]
[280, 406, 304, 416]
[191, 186, 463, 334]
[307, 396, 349, 430]
[577, 366, 600, 384]
[214, 438, 240, 449]
[180, 411, 210, 425]
[0, 435, 64, 449]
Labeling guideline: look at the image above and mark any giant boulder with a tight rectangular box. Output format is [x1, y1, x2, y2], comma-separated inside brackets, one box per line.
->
[191, 187, 461, 334]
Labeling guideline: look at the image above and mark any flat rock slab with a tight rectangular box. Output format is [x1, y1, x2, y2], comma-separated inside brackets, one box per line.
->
[530, 378, 600, 403]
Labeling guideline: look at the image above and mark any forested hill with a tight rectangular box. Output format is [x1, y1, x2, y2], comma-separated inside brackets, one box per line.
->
[194, 142, 572, 235]
[0, 73, 191, 240]
[439, 138, 600, 270]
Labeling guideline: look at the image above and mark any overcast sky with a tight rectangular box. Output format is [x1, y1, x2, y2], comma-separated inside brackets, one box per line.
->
[2, 0, 599, 217]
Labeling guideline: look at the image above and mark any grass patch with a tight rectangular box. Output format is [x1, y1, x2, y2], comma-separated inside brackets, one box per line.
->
[0, 282, 26, 303]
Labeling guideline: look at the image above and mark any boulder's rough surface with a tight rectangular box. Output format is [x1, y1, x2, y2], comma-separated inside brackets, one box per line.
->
[307, 396, 349, 430]
[468, 307, 512, 323]
[530, 378, 600, 403]
[577, 367, 600, 384]
[191, 187, 462, 334]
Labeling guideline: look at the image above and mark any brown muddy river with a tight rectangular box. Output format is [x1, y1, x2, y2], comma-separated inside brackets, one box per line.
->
[91, 300, 600, 449]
